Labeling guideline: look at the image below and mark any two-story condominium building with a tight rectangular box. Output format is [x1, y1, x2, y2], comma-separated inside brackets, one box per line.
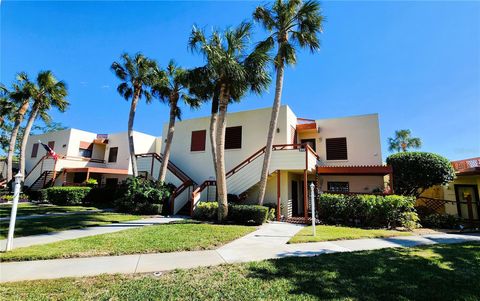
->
[24, 105, 392, 220]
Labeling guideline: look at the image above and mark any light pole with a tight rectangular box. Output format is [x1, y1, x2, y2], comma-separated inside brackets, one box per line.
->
[5, 172, 22, 251]
[310, 182, 316, 237]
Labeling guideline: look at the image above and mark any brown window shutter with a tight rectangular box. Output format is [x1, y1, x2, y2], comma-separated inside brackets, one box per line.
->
[225, 126, 242, 149]
[31, 143, 39, 158]
[190, 130, 206, 151]
[326, 137, 348, 160]
[48, 141, 55, 150]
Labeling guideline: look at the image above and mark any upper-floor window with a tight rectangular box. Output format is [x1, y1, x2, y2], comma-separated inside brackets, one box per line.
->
[108, 147, 118, 163]
[47, 141, 55, 150]
[328, 181, 349, 192]
[326, 137, 348, 160]
[31, 143, 39, 158]
[225, 126, 242, 149]
[79, 141, 93, 158]
[190, 130, 206, 152]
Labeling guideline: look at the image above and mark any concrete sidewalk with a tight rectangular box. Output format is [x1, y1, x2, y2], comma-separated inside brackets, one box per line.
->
[1, 222, 479, 283]
[0, 216, 186, 250]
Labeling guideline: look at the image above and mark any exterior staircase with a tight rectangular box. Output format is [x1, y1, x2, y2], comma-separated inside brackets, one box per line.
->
[29, 171, 54, 191]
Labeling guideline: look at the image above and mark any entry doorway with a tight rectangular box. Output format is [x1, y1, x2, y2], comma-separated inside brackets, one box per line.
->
[301, 139, 316, 152]
[454, 185, 480, 221]
[291, 180, 299, 216]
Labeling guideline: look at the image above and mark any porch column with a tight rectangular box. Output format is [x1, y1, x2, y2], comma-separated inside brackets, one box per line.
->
[389, 171, 394, 193]
[63, 170, 67, 186]
[276, 170, 281, 221]
[86, 170, 90, 181]
[303, 169, 308, 222]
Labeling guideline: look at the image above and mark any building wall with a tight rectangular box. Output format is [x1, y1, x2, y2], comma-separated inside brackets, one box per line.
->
[443, 175, 480, 216]
[318, 175, 385, 193]
[163, 105, 294, 184]
[298, 114, 383, 166]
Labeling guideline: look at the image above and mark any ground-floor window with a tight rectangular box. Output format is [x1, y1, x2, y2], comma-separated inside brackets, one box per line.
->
[105, 178, 119, 187]
[327, 181, 349, 193]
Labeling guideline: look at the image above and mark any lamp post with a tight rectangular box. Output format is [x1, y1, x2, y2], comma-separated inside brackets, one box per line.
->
[5, 172, 22, 251]
[310, 182, 316, 237]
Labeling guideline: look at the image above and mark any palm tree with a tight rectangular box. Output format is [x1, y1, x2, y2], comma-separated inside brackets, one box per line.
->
[19, 71, 69, 178]
[254, 0, 324, 205]
[189, 22, 271, 221]
[388, 129, 422, 152]
[111, 53, 159, 177]
[0, 84, 16, 127]
[6, 73, 33, 181]
[152, 60, 202, 183]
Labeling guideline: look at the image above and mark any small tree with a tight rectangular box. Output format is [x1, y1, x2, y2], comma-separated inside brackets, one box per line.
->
[388, 129, 422, 152]
[386, 152, 455, 197]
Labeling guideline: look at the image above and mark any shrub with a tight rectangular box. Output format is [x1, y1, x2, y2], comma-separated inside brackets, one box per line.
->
[192, 201, 218, 221]
[228, 204, 269, 225]
[0, 193, 30, 203]
[114, 177, 173, 215]
[40, 187, 92, 205]
[84, 186, 128, 208]
[421, 213, 461, 229]
[84, 178, 98, 187]
[317, 193, 419, 229]
[386, 152, 455, 197]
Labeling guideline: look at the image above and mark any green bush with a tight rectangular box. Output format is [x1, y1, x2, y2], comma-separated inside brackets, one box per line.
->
[0, 193, 30, 203]
[192, 201, 218, 221]
[84, 186, 128, 208]
[114, 177, 173, 215]
[318, 193, 419, 229]
[386, 152, 455, 197]
[228, 204, 269, 225]
[40, 187, 92, 205]
[421, 213, 461, 229]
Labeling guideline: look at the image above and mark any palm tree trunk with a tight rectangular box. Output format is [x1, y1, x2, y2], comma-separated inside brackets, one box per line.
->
[158, 99, 177, 183]
[209, 94, 219, 176]
[257, 61, 285, 205]
[128, 89, 140, 177]
[19, 104, 39, 180]
[215, 84, 229, 222]
[7, 101, 29, 181]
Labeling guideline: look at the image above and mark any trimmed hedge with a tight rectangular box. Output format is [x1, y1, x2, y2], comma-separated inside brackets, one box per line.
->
[84, 186, 128, 208]
[193, 202, 269, 225]
[421, 213, 461, 229]
[40, 187, 92, 205]
[318, 193, 419, 229]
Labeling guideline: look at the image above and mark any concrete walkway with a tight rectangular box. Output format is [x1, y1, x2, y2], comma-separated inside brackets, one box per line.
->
[0, 216, 186, 250]
[1, 222, 479, 283]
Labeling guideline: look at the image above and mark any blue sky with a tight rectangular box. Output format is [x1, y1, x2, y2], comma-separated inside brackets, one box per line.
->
[1, 1, 479, 161]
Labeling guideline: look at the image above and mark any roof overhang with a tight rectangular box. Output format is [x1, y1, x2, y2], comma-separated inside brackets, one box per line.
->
[317, 165, 392, 175]
[456, 167, 480, 176]
[63, 167, 129, 175]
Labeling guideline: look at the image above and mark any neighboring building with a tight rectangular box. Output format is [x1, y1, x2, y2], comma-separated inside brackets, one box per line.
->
[24, 105, 392, 219]
[419, 157, 480, 222]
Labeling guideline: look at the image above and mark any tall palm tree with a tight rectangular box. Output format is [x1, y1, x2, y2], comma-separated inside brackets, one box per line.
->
[6, 73, 33, 181]
[19, 71, 69, 178]
[189, 22, 271, 221]
[0, 84, 16, 127]
[388, 129, 422, 152]
[254, 0, 324, 205]
[152, 60, 202, 183]
[111, 53, 159, 177]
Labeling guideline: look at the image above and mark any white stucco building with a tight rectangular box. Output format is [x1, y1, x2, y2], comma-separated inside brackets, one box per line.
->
[23, 105, 392, 219]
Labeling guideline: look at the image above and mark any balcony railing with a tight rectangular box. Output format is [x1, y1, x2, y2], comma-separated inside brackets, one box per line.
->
[296, 118, 317, 131]
[451, 157, 480, 173]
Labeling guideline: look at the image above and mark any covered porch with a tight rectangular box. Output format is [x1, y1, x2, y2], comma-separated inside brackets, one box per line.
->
[60, 167, 129, 187]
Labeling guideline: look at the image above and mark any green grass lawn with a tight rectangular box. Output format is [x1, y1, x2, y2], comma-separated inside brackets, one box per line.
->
[0, 204, 100, 218]
[0, 212, 140, 239]
[0, 223, 255, 262]
[288, 225, 412, 243]
[2, 242, 479, 300]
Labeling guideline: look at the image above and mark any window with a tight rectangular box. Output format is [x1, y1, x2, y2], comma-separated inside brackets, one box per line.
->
[225, 126, 242, 149]
[78, 148, 92, 158]
[108, 147, 118, 163]
[326, 137, 348, 160]
[105, 178, 118, 187]
[47, 141, 55, 150]
[31, 143, 39, 158]
[328, 182, 349, 193]
[190, 130, 206, 151]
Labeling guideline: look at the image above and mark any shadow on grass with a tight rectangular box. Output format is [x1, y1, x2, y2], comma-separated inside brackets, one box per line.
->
[247, 242, 480, 300]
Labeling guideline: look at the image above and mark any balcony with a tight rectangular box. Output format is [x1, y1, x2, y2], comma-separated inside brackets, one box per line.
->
[451, 157, 480, 175]
[296, 118, 317, 132]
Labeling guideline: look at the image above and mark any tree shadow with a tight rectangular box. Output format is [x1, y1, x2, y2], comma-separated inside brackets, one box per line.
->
[246, 242, 480, 300]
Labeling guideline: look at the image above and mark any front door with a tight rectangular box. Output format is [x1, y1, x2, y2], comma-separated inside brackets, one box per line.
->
[301, 139, 316, 152]
[292, 180, 299, 216]
[454, 185, 480, 221]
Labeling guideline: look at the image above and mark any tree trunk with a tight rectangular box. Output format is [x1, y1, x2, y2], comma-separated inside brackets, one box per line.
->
[158, 98, 178, 183]
[209, 94, 219, 177]
[7, 101, 30, 181]
[19, 104, 39, 180]
[257, 61, 285, 205]
[215, 84, 229, 222]
[128, 89, 140, 177]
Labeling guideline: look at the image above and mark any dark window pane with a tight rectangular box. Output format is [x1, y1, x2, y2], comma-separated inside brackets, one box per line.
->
[31, 143, 39, 158]
[225, 126, 242, 149]
[190, 130, 206, 151]
[327, 182, 349, 192]
[108, 147, 118, 163]
[326, 137, 348, 160]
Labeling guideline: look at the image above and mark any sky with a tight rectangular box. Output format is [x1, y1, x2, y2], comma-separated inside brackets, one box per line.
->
[1, 0, 479, 161]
